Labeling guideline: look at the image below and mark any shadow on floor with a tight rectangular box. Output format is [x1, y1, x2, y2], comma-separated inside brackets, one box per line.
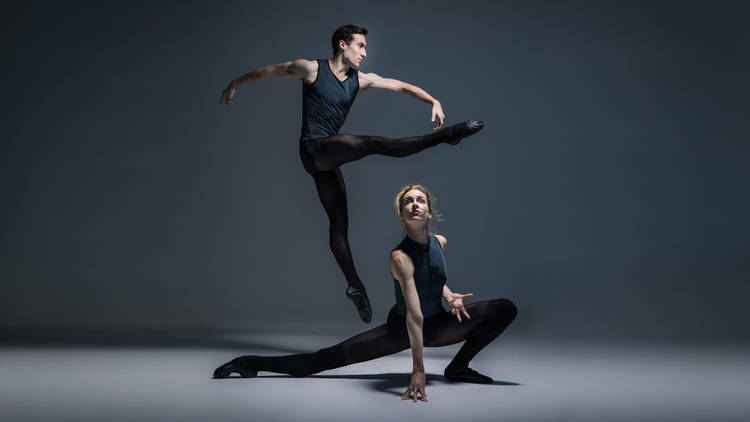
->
[217, 372, 520, 396]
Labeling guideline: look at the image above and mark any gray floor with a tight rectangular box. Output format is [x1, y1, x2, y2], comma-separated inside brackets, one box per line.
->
[2, 327, 749, 422]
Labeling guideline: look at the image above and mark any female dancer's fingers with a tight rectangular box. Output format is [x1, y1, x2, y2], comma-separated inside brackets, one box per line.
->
[456, 311, 462, 323]
[462, 307, 471, 320]
[461, 293, 474, 299]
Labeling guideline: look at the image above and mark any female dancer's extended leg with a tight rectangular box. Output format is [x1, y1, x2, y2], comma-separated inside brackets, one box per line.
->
[302, 121, 484, 323]
[213, 298, 517, 382]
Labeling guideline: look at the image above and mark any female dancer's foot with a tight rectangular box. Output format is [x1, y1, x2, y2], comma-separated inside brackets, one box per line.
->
[346, 285, 372, 323]
[443, 366, 493, 384]
[446, 120, 484, 145]
[213, 357, 258, 378]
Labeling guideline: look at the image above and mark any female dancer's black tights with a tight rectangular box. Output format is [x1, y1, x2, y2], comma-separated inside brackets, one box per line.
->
[301, 122, 479, 296]
[232, 299, 516, 377]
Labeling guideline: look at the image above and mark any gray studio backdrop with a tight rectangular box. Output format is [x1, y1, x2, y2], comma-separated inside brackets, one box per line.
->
[2, 0, 748, 341]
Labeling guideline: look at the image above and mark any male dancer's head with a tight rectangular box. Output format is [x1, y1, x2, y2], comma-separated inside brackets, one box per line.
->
[331, 24, 368, 67]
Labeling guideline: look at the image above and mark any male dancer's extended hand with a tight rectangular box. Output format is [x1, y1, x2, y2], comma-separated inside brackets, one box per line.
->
[219, 80, 238, 105]
[431, 101, 445, 131]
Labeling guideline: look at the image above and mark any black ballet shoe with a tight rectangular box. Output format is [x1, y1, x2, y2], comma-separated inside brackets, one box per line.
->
[213, 358, 258, 379]
[346, 285, 372, 323]
[443, 366, 493, 384]
[446, 120, 484, 145]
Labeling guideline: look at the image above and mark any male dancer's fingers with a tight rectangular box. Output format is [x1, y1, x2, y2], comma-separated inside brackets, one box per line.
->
[419, 387, 428, 402]
[401, 387, 411, 400]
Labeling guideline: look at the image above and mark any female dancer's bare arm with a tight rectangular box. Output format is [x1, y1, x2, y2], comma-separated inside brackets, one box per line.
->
[219, 59, 318, 105]
[390, 250, 427, 402]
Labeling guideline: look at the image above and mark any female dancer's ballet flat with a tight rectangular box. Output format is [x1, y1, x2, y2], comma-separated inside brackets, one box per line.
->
[443, 366, 493, 384]
[213, 358, 258, 379]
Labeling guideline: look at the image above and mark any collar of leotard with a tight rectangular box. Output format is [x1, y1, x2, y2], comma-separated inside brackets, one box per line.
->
[401, 234, 431, 253]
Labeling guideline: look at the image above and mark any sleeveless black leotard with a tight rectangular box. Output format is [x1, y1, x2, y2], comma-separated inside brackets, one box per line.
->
[392, 234, 447, 318]
[300, 59, 359, 141]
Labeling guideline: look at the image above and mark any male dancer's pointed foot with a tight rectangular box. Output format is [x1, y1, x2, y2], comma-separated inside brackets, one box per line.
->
[213, 357, 258, 379]
[443, 366, 493, 384]
[446, 120, 484, 145]
[346, 285, 372, 323]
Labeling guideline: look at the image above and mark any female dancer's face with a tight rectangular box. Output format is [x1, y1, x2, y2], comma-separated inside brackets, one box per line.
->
[400, 189, 431, 223]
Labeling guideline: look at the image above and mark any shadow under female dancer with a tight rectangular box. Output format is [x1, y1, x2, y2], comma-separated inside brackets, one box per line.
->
[214, 184, 517, 403]
[219, 25, 484, 322]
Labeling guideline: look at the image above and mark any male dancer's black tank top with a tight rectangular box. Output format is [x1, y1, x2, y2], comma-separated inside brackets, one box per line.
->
[392, 234, 448, 318]
[300, 59, 359, 141]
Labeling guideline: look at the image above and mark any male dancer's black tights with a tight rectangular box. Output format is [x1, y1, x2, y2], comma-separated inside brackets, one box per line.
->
[300, 122, 481, 297]
[232, 299, 516, 377]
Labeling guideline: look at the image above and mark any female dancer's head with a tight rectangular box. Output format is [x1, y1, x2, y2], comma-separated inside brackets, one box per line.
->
[394, 184, 439, 232]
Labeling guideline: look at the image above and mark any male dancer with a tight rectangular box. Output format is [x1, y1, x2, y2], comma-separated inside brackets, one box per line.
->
[220, 25, 483, 323]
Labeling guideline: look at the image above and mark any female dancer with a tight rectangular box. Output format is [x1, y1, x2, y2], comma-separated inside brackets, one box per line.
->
[213, 185, 517, 402]
[219, 25, 484, 322]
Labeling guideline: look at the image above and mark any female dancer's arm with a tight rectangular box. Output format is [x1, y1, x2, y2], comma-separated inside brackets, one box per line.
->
[358, 71, 445, 130]
[219, 59, 317, 105]
[390, 250, 427, 402]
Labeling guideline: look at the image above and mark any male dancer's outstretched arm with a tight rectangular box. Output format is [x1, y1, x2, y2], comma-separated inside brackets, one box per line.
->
[358, 72, 445, 130]
[219, 59, 317, 105]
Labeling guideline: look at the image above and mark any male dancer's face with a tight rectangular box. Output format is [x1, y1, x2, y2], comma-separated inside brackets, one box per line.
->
[401, 189, 431, 222]
[341, 34, 367, 67]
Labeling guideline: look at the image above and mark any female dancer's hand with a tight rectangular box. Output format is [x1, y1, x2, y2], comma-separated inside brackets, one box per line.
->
[219, 80, 238, 105]
[431, 101, 445, 131]
[447, 292, 474, 323]
[401, 371, 427, 402]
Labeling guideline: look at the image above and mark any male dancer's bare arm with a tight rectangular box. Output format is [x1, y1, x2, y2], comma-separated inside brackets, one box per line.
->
[219, 59, 317, 105]
[391, 250, 428, 402]
[359, 72, 445, 130]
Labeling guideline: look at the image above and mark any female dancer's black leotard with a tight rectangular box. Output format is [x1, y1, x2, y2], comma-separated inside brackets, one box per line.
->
[295, 59, 484, 323]
[214, 234, 516, 380]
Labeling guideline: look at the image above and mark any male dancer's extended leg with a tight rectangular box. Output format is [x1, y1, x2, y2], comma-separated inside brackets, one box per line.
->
[312, 167, 372, 323]
[310, 120, 484, 171]
[213, 321, 410, 378]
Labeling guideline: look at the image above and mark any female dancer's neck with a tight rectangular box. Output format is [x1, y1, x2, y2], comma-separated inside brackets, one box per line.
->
[404, 224, 429, 245]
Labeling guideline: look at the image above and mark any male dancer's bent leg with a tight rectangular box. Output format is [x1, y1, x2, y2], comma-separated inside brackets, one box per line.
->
[312, 167, 372, 323]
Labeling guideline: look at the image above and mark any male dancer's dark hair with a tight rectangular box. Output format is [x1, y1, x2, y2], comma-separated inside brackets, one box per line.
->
[331, 24, 368, 56]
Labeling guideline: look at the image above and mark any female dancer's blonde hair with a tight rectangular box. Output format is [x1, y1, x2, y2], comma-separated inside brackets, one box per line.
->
[394, 184, 442, 221]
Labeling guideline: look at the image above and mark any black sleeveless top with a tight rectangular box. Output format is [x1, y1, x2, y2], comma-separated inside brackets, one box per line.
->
[392, 235, 448, 318]
[300, 59, 359, 141]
